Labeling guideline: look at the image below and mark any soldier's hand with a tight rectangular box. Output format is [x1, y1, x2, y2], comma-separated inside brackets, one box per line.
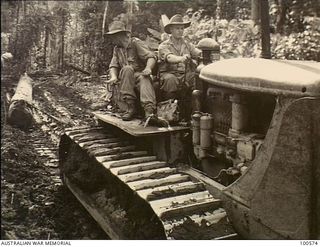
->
[142, 68, 152, 76]
[181, 54, 191, 63]
[106, 77, 118, 85]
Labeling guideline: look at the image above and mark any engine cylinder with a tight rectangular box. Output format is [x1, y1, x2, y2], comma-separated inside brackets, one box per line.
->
[200, 114, 213, 150]
[192, 112, 201, 145]
[229, 94, 248, 135]
[192, 90, 202, 113]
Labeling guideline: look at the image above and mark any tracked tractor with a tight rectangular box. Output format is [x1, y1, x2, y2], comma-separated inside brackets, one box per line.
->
[59, 40, 320, 239]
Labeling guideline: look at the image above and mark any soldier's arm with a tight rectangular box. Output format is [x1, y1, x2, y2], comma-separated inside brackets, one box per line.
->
[133, 38, 157, 75]
[107, 48, 119, 83]
[145, 57, 156, 71]
[134, 38, 157, 61]
[141, 57, 156, 76]
[159, 43, 186, 64]
[109, 67, 118, 80]
[166, 54, 187, 63]
[108, 47, 120, 83]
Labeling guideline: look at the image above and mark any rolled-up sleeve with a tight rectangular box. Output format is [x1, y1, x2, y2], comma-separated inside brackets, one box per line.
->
[109, 47, 119, 69]
[158, 42, 173, 62]
[134, 39, 156, 61]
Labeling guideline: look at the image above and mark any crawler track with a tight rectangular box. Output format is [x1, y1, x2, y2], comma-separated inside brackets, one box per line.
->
[59, 126, 236, 239]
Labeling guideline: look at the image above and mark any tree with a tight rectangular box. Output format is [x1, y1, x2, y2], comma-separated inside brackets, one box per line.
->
[260, 0, 271, 58]
[52, 2, 71, 72]
[251, 0, 260, 25]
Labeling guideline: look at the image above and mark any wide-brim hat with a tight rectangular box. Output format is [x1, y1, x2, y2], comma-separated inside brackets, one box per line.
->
[164, 14, 191, 34]
[105, 21, 131, 35]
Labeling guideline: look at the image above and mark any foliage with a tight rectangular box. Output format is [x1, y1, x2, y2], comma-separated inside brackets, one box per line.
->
[269, 0, 320, 34]
[65, 1, 125, 75]
[2, 2, 55, 74]
[132, 2, 189, 39]
[181, 4, 320, 61]
[2, 0, 319, 79]
[272, 17, 320, 61]
[218, 0, 250, 20]
[183, 17, 261, 58]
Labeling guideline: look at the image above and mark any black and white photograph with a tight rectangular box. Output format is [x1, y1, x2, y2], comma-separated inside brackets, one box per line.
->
[1, 0, 319, 242]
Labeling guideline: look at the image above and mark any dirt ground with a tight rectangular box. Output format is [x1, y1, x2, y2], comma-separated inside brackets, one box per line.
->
[1, 73, 110, 239]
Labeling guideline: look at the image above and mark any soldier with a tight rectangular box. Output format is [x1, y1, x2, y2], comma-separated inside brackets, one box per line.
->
[106, 21, 157, 121]
[158, 14, 201, 101]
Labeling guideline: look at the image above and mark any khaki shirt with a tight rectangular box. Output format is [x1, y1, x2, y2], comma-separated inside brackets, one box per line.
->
[158, 36, 201, 73]
[109, 37, 156, 72]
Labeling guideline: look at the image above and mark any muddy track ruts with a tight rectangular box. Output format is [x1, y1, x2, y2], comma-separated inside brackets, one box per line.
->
[1, 75, 108, 239]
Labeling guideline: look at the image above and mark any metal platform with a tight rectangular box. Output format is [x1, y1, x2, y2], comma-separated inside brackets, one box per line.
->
[93, 111, 189, 137]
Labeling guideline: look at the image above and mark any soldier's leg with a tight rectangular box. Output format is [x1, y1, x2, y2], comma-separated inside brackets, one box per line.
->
[178, 72, 194, 121]
[160, 72, 179, 100]
[119, 65, 137, 121]
[135, 73, 156, 117]
[119, 65, 137, 101]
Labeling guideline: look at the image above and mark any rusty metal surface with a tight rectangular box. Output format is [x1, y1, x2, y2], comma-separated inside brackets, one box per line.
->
[223, 97, 320, 239]
[200, 58, 320, 96]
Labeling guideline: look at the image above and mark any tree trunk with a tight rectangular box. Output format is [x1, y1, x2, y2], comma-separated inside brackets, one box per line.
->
[61, 17, 65, 73]
[276, 0, 288, 34]
[82, 39, 85, 70]
[126, 1, 133, 32]
[22, 1, 26, 19]
[260, 0, 271, 59]
[251, 0, 261, 25]
[102, 1, 109, 35]
[8, 73, 34, 130]
[43, 27, 49, 69]
[13, 2, 20, 57]
[314, 0, 320, 17]
[88, 41, 92, 72]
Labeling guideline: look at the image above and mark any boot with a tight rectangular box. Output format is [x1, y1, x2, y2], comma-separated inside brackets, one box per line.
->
[144, 105, 168, 127]
[144, 105, 155, 118]
[122, 99, 136, 121]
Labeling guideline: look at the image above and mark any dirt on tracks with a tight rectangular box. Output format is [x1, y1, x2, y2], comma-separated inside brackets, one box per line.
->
[1, 74, 109, 240]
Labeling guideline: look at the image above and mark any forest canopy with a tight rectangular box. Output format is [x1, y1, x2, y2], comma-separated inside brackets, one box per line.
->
[1, 0, 319, 77]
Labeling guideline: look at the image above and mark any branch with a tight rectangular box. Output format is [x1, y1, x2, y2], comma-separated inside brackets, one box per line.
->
[65, 62, 91, 75]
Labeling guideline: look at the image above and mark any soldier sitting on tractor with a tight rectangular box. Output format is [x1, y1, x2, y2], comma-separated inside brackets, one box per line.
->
[106, 21, 157, 121]
[158, 14, 201, 119]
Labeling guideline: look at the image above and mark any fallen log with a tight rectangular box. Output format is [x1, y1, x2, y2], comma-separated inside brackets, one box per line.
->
[65, 62, 91, 75]
[7, 73, 34, 130]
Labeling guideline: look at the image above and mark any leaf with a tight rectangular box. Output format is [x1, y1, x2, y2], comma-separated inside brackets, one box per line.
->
[161, 14, 169, 27]
[145, 35, 159, 50]
[252, 25, 260, 35]
[147, 28, 161, 40]
[242, 20, 255, 28]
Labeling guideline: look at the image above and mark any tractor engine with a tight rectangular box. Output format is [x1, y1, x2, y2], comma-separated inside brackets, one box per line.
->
[189, 41, 319, 239]
[191, 38, 276, 185]
[191, 87, 275, 185]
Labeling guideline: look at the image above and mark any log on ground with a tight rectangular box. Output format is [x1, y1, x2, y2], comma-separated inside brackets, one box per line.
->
[8, 73, 34, 130]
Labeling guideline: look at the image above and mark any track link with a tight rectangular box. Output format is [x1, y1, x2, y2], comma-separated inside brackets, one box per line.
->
[59, 126, 236, 239]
